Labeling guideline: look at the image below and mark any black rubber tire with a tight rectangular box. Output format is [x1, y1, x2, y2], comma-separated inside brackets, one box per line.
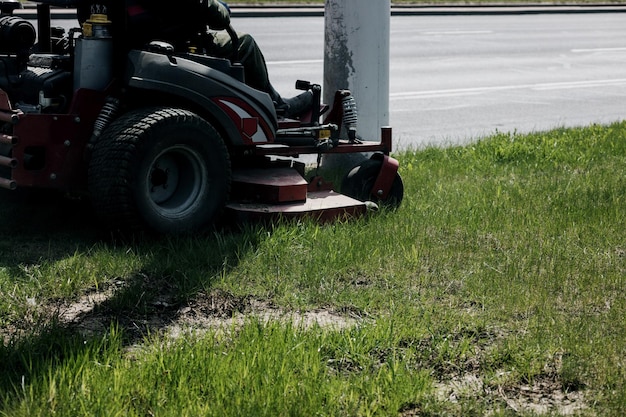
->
[88, 107, 231, 235]
[341, 158, 404, 209]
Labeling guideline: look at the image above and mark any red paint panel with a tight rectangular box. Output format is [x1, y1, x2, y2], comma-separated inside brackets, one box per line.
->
[232, 168, 307, 203]
[241, 117, 258, 139]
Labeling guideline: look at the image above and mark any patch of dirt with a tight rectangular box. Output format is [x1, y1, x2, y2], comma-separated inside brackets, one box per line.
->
[1, 282, 359, 346]
[394, 328, 590, 416]
[497, 378, 588, 415]
[168, 290, 359, 339]
[56, 289, 118, 333]
[429, 347, 590, 416]
[50, 286, 359, 341]
[432, 373, 588, 416]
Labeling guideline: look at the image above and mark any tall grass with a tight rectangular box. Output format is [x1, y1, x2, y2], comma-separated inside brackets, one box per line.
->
[1, 122, 626, 415]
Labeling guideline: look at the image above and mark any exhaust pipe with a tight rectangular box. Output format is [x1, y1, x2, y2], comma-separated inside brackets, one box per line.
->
[0, 177, 16, 190]
[0, 111, 19, 124]
[0, 155, 17, 168]
[0, 133, 17, 145]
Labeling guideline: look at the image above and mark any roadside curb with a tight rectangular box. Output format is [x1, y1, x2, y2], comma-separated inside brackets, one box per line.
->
[390, 4, 626, 15]
[14, 3, 626, 20]
[228, 4, 626, 17]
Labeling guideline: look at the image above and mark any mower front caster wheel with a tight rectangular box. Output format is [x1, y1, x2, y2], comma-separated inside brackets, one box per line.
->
[341, 157, 404, 209]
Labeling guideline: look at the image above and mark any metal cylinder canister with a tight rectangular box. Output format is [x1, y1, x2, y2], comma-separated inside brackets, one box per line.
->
[73, 14, 113, 91]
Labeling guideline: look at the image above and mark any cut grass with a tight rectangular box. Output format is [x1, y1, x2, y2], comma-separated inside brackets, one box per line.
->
[1, 122, 626, 415]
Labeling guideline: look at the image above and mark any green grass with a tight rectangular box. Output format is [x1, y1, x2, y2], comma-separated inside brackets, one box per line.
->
[2, 122, 626, 415]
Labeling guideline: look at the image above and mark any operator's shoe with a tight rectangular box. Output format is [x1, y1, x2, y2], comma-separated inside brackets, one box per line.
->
[273, 91, 314, 119]
[282, 91, 314, 118]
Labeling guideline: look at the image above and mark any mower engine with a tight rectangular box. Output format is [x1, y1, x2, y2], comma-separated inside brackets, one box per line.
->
[0, 13, 74, 115]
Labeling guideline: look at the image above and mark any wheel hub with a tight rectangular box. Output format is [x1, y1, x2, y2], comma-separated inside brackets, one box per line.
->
[149, 154, 180, 204]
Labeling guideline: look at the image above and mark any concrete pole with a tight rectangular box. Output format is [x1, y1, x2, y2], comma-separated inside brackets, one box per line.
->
[323, 0, 391, 140]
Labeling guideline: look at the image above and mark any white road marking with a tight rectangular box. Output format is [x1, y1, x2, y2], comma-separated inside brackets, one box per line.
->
[571, 47, 626, 53]
[267, 59, 324, 66]
[421, 30, 493, 35]
[390, 78, 626, 100]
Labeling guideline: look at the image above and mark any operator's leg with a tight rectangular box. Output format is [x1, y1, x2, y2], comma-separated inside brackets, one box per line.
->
[208, 32, 271, 93]
[208, 31, 312, 118]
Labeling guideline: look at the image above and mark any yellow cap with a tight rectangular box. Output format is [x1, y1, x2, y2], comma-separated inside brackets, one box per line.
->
[87, 13, 111, 24]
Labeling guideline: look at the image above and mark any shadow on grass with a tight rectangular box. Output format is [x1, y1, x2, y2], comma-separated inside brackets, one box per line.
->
[0, 188, 264, 409]
[0, 189, 101, 265]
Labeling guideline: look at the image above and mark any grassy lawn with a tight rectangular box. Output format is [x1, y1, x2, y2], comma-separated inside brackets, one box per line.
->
[1, 121, 625, 415]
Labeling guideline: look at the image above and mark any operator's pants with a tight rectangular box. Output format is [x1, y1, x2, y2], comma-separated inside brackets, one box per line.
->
[206, 31, 271, 94]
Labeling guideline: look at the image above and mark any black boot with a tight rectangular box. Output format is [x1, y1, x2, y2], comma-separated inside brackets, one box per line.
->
[283, 91, 313, 118]
[268, 85, 313, 119]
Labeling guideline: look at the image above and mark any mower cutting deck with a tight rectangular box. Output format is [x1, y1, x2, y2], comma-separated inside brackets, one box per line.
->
[226, 123, 401, 223]
[227, 166, 368, 223]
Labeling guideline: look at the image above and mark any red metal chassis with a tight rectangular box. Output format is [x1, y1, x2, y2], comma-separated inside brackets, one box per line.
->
[1, 87, 399, 209]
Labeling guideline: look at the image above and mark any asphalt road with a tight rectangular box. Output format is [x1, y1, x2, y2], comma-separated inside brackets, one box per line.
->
[235, 13, 626, 149]
[45, 11, 626, 150]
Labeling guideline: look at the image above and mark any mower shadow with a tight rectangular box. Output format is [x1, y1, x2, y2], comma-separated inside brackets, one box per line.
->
[0, 188, 100, 266]
[0, 188, 266, 411]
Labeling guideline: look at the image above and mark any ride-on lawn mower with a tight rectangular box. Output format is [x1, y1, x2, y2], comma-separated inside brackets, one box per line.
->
[0, 0, 403, 235]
